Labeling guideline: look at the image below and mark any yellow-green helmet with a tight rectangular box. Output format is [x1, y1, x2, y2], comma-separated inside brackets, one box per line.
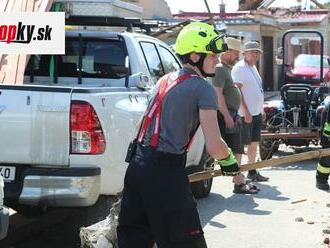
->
[175, 22, 226, 56]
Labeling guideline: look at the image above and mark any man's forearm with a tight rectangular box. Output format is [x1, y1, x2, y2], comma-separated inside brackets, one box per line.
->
[239, 89, 250, 115]
[219, 95, 231, 118]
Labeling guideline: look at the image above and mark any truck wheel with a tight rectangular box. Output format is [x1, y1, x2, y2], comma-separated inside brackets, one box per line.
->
[259, 139, 274, 160]
[187, 149, 214, 199]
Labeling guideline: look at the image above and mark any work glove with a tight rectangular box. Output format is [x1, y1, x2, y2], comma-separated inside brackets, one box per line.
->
[216, 149, 240, 176]
[323, 122, 330, 140]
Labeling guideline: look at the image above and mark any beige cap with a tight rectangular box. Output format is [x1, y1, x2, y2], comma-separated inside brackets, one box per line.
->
[224, 37, 242, 52]
[243, 41, 263, 53]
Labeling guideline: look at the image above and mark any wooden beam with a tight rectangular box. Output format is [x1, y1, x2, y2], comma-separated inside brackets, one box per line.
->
[15, 0, 37, 84]
[189, 148, 330, 182]
[261, 131, 319, 140]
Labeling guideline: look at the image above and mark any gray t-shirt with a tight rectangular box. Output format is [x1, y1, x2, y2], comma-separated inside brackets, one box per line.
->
[143, 68, 218, 154]
[212, 64, 241, 111]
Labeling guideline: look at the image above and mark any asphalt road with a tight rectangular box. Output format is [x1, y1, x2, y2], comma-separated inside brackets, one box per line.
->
[198, 145, 330, 248]
[4, 145, 330, 248]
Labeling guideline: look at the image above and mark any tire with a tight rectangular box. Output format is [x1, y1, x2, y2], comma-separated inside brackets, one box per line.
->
[259, 139, 274, 160]
[187, 148, 214, 199]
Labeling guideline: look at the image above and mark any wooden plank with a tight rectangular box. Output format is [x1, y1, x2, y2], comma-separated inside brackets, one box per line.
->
[15, 0, 34, 84]
[261, 131, 319, 139]
[26, 0, 35, 11]
[38, 0, 54, 12]
[0, 0, 10, 70]
[14, 0, 22, 10]
[0, 0, 9, 11]
[0, 56, 8, 83]
[5, 0, 15, 11]
[2, 0, 22, 84]
[188, 148, 330, 182]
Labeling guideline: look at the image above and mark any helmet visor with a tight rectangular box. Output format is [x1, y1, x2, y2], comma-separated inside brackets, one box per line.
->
[206, 35, 228, 54]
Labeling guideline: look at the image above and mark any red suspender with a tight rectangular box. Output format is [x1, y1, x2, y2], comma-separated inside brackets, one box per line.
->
[138, 72, 198, 148]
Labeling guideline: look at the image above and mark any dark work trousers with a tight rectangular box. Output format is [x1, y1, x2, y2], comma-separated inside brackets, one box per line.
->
[117, 145, 207, 248]
[317, 103, 330, 182]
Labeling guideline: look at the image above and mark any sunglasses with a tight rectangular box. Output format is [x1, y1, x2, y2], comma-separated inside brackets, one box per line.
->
[206, 35, 228, 54]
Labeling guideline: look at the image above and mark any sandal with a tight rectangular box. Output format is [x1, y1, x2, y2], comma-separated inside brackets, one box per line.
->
[233, 183, 259, 194]
[246, 182, 260, 191]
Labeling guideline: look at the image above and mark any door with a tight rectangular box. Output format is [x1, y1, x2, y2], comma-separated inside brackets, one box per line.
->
[262, 36, 274, 91]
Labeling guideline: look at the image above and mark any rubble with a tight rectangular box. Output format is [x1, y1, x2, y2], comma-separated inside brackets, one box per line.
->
[295, 217, 304, 222]
[80, 198, 121, 248]
[291, 199, 307, 204]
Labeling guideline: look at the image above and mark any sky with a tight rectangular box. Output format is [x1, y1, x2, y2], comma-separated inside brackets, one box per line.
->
[165, 0, 329, 14]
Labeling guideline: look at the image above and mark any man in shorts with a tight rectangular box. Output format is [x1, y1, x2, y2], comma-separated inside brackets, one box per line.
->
[212, 37, 259, 193]
[231, 41, 269, 182]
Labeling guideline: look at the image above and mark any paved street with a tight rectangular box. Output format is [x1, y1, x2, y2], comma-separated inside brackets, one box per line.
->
[198, 146, 330, 248]
[4, 146, 330, 248]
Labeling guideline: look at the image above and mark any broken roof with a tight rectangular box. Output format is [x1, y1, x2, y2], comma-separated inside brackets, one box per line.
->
[173, 9, 329, 25]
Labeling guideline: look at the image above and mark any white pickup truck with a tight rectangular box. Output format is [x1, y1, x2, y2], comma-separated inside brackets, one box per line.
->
[0, 29, 213, 219]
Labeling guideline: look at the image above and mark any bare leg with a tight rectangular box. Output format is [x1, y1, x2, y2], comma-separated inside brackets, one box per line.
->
[247, 142, 258, 164]
[247, 142, 269, 181]
[233, 153, 244, 185]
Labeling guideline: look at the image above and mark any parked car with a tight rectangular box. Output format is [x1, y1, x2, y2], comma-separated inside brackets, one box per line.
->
[286, 54, 330, 85]
[0, 28, 213, 222]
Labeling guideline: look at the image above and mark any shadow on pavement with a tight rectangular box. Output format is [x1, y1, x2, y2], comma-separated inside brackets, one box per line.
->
[252, 183, 290, 201]
[197, 192, 272, 228]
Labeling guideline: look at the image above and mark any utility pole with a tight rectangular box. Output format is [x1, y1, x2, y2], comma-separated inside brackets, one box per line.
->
[203, 0, 214, 25]
[310, 0, 325, 9]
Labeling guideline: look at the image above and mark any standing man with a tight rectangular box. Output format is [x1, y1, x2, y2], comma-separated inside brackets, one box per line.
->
[117, 22, 240, 248]
[231, 41, 269, 182]
[212, 37, 258, 194]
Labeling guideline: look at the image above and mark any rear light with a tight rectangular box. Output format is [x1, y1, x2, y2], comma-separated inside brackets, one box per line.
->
[70, 100, 106, 154]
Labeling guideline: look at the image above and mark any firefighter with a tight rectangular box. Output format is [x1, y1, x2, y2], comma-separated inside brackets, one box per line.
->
[316, 104, 330, 190]
[117, 22, 240, 248]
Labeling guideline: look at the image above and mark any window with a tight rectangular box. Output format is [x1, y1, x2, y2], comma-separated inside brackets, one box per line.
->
[140, 42, 164, 80]
[293, 54, 330, 70]
[158, 46, 181, 74]
[25, 38, 128, 79]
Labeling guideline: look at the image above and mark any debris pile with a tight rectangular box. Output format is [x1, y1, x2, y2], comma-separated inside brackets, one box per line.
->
[80, 198, 121, 248]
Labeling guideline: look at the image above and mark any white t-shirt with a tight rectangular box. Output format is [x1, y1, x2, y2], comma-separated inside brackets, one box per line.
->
[231, 59, 264, 117]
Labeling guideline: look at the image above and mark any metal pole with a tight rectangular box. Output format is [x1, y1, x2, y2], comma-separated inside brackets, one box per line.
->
[203, 0, 214, 25]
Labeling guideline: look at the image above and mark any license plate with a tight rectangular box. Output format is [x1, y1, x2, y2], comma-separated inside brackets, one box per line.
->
[0, 166, 16, 182]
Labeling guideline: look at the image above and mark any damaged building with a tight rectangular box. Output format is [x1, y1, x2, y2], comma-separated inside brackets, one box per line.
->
[174, 2, 330, 91]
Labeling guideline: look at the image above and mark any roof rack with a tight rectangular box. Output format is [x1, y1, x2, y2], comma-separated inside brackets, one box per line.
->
[65, 16, 159, 33]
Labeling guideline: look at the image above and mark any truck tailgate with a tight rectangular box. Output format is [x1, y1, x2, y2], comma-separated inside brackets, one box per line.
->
[0, 86, 71, 166]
